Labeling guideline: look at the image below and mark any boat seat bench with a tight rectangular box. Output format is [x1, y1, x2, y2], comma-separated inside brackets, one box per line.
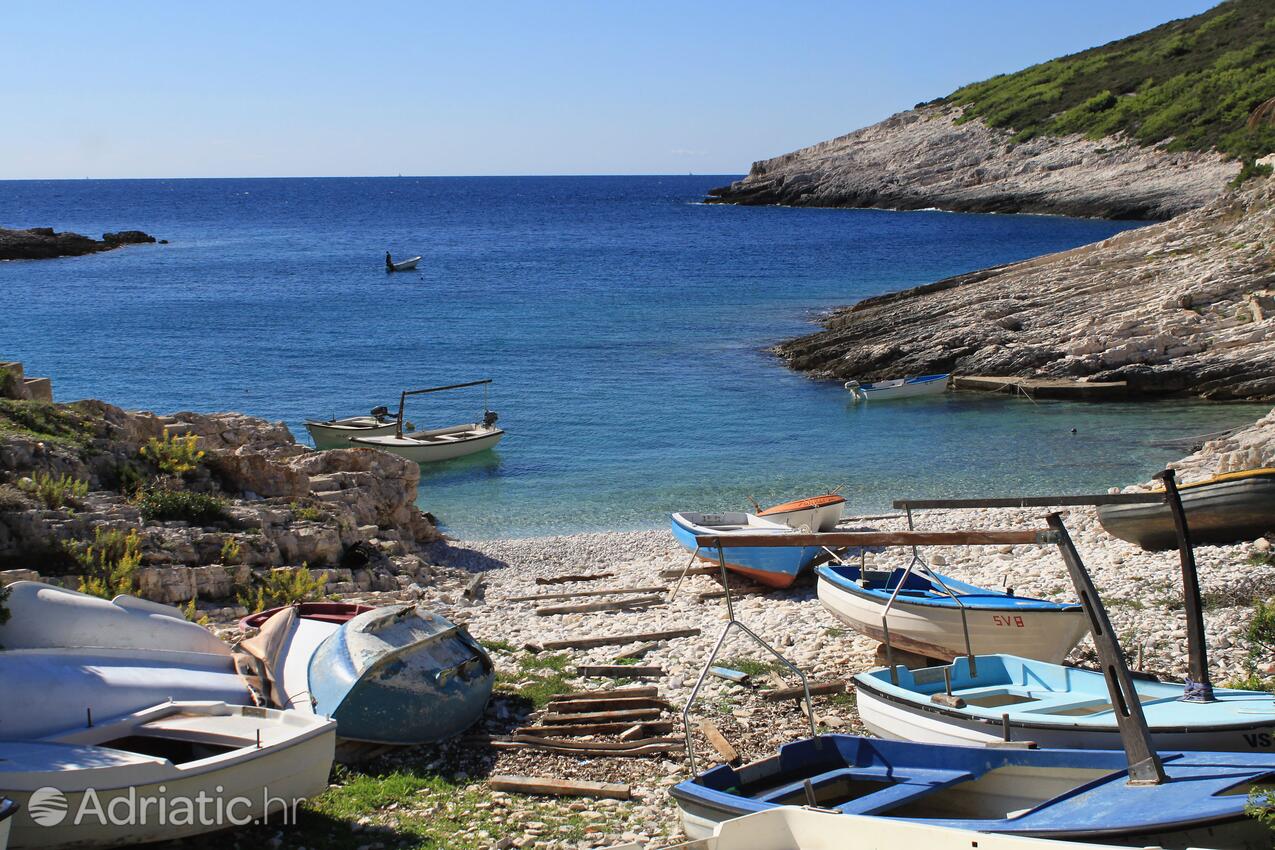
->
[949, 685, 1171, 716]
[758, 765, 975, 812]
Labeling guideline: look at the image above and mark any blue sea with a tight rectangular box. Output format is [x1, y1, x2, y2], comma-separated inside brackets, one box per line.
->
[1, 176, 1266, 538]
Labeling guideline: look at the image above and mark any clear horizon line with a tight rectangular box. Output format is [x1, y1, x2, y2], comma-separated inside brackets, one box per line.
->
[0, 172, 748, 183]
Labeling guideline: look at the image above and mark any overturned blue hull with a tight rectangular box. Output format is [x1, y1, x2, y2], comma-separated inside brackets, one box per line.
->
[308, 604, 494, 745]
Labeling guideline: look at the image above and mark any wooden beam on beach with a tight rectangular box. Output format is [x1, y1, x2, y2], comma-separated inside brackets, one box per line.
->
[698, 720, 739, 764]
[762, 680, 846, 702]
[538, 707, 664, 725]
[693, 530, 1053, 548]
[487, 775, 631, 800]
[614, 641, 659, 661]
[554, 686, 659, 700]
[536, 573, 615, 585]
[535, 594, 665, 616]
[577, 665, 664, 678]
[659, 566, 719, 579]
[506, 585, 667, 603]
[546, 696, 671, 714]
[515, 720, 674, 737]
[893, 494, 1164, 510]
[512, 734, 682, 750]
[490, 740, 682, 757]
[539, 627, 701, 651]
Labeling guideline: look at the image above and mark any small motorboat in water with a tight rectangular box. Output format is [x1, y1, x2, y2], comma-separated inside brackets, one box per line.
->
[844, 373, 949, 401]
[1097, 467, 1275, 550]
[348, 380, 504, 464]
[755, 493, 844, 532]
[304, 406, 399, 450]
[670, 512, 824, 588]
[816, 564, 1087, 663]
[386, 255, 421, 272]
[0, 701, 334, 850]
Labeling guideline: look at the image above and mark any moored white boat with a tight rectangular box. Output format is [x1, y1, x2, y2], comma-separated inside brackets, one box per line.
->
[0, 701, 335, 850]
[388, 255, 421, 271]
[649, 805, 1180, 850]
[844, 373, 949, 401]
[304, 413, 399, 450]
[816, 564, 1087, 662]
[854, 653, 1275, 751]
[670, 512, 823, 588]
[349, 421, 504, 463]
[755, 493, 844, 532]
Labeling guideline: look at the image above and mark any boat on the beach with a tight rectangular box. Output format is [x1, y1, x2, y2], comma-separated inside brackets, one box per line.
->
[669, 733, 1275, 847]
[348, 379, 504, 464]
[755, 492, 844, 532]
[854, 653, 1275, 751]
[350, 420, 504, 463]
[844, 373, 949, 401]
[816, 564, 1087, 662]
[240, 601, 374, 630]
[652, 805, 1170, 850]
[239, 602, 494, 745]
[670, 511, 825, 588]
[1097, 467, 1275, 550]
[304, 409, 399, 450]
[387, 255, 421, 271]
[0, 701, 335, 850]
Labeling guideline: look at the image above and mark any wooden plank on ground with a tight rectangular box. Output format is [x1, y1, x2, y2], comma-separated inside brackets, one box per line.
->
[542, 627, 700, 651]
[536, 573, 615, 585]
[490, 740, 682, 757]
[762, 680, 847, 701]
[693, 530, 1051, 548]
[614, 641, 659, 661]
[512, 734, 683, 751]
[539, 707, 663, 725]
[698, 720, 739, 764]
[659, 566, 719, 579]
[507, 585, 668, 603]
[546, 696, 671, 714]
[488, 775, 630, 800]
[515, 720, 674, 738]
[555, 686, 659, 700]
[535, 594, 665, 616]
[577, 665, 664, 678]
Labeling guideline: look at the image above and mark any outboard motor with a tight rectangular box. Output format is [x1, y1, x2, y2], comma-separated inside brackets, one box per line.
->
[482, 410, 499, 427]
[370, 405, 390, 420]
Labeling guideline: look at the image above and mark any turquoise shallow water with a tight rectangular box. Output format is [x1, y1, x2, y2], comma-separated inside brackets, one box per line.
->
[0, 176, 1266, 538]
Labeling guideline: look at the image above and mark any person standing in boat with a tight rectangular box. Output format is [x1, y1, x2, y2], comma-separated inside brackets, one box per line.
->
[385, 251, 394, 271]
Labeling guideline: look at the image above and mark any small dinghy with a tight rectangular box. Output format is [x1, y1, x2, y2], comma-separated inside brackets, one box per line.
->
[755, 492, 844, 532]
[844, 373, 949, 401]
[304, 407, 399, 450]
[387, 255, 421, 272]
[1098, 467, 1275, 550]
[855, 653, 1275, 751]
[670, 512, 824, 588]
[240, 601, 374, 630]
[240, 603, 494, 745]
[348, 380, 504, 464]
[653, 805, 1159, 850]
[0, 701, 335, 850]
[670, 733, 1275, 847]
[816, 564, 1087, 662]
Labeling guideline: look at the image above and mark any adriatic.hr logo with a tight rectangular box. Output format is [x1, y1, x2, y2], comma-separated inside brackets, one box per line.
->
[27, 787, 68, 826]
[20, 785, 306, 829]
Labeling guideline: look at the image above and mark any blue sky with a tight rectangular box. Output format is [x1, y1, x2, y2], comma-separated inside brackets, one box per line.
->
[4, 1, 1219, 179]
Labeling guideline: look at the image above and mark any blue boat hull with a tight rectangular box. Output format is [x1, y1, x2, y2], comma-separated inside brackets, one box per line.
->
[671, 734, 1275, 848]
[308, 606, 494, 745]
[670, 514, 820, 588]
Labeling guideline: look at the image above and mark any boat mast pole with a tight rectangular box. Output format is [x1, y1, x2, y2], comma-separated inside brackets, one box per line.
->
[396, 390, 407, 439]
[1154, 468, 1215, 702]
[1049, 512, 1166, 785]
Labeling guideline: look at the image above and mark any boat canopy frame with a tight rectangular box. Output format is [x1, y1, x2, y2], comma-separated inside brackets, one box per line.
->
[394, 379, 493, 439]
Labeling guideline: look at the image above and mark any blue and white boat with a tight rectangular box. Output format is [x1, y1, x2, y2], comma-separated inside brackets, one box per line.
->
[844, 373, 949, 401]
[670, 512, 823, 588]
[670, 733, 1275, 847]
[243, 602, 495, 745]
[817, 564, 1088, 662]
[855, 654, 1275, 752]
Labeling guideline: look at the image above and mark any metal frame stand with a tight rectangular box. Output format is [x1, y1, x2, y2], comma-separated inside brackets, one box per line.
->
[682, 539, 817, 775]
[1154, 468, 1215, 702]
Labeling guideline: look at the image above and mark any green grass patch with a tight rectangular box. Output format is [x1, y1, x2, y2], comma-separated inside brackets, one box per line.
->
[718, 655, 784, 679]
[494, 651, 575, 708]
[0, 400, 97, 447]
[479, 638, 517, 654]
[135, 487, 228, 525]
[943, 0, 1275, 160]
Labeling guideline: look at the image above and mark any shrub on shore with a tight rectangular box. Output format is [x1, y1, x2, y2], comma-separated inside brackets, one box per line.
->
[139, 432, 205, 476]
[18, 471, 88, 510]
[73, 526, 141, 598]
[238, 565, 327, 613]
[135, 487, 228, 525]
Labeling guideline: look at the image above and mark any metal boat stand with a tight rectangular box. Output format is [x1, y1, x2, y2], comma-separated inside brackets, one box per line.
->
[681, 538, 818, 775]
[1156, 468, 1215, 702]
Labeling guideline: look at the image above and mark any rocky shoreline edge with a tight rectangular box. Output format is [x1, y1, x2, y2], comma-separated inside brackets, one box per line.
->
[0, 226, 160, 260]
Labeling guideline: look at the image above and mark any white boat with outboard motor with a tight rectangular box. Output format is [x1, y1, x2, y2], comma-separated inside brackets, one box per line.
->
[844, 373, 949, 401]
[304, 406, 399, 449]
[347, 379, 504, 464]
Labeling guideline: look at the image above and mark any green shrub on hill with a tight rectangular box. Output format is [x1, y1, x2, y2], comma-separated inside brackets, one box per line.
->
[944, 0, 1275, 159]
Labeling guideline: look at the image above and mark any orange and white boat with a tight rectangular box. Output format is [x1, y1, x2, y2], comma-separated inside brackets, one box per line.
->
[756, 493, 844, 532]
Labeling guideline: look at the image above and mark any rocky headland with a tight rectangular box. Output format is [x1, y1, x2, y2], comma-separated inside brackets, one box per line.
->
[776, 173, 1275, 399]
[707, 105, 1239, 220]
[0, 226, 158, 261]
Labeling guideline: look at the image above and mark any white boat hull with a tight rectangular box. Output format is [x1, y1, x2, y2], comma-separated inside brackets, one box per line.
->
[846, 374, 950, 401]
[817, 575, 1088, 663]
[349, 424, 503, 463]
[304, 418, 398, 450]
[389, 256, 421, 271]
[855, 684, 1275, 752]
[1, 703, 334, 850]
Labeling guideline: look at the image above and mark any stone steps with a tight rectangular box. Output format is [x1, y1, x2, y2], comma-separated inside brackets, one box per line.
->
[0, 361, 53, 402]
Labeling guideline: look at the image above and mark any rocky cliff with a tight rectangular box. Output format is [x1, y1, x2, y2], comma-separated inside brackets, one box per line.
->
[776, 174, 1275, 400]
[707, 106, 1239, 219]
[0, 227, 158, 260]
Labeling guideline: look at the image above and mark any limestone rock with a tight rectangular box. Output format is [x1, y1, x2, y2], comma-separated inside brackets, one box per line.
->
[0, 226, 160, 260]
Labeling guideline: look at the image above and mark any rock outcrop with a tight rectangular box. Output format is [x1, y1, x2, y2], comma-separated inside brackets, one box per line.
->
[776, 175, 1275, 400]
[707, 107, 1240, 220]
[0, 226, 158, 260]
[1170, 407, 1275, 480]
